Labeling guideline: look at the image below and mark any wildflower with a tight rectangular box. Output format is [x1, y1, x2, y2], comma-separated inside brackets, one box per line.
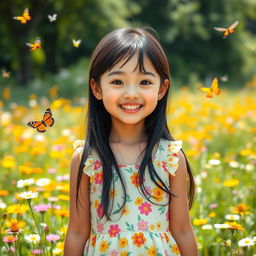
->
[225, 214, 240, 221]
[223, 179, 239, 187]
[46, 234, 60, 242]
[238, 237, 255, 247]
[208, 159, 221, 165]
[232, 203, 252, 216]
[225, 221, 244, 231]
[31, 249, 43, 255]
[36, 178, 51, 187]
[1, 155, 16, 168]
[17, 178, 35, 188]
[214, 224, 231, 229]
[24, 234, 40, 244]
[18, 191, 38, 199]
[3, 235, 17, 243]
[202, 224, 213, 230]
[34, 204, 51, 212]
[193, 219, 208, 226]
[7, 204, 29, 214]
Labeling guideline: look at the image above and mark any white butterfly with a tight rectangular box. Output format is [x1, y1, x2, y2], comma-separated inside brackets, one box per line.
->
[72, 39, 81, 48]
[48, 14, 57, 22]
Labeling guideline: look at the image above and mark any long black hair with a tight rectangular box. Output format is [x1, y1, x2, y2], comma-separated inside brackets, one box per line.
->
[76, 27, 195, 220]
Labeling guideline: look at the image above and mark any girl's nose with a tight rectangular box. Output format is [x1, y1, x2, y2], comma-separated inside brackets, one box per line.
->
[124, 85, 139, 98]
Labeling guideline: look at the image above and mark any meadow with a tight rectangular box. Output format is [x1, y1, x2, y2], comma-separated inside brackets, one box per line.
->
[0, 82, 255, 255]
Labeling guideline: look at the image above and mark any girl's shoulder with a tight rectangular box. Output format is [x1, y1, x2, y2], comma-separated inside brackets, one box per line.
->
[157, 138, 183, 176]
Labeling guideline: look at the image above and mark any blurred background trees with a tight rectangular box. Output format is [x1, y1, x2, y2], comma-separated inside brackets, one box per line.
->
[0, 0, 256, 92]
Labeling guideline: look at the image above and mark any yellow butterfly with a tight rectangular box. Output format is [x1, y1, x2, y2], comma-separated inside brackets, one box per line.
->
[214, 20, 239, 39]
[26, 37, 42, 51]
[198, 77, 221, 98]
[13, 8, 31, 24]
[72, 39, 81, 48]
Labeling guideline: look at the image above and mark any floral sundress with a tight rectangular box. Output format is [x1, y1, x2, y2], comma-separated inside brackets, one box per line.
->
[73, 137, 182, 256]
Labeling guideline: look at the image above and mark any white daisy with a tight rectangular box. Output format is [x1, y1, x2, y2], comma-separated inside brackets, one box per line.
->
[225, 214, 240, 221]
[238, 237, 255, 247]
[18, 191, 38, 199]
[24, 234, 40, 244]
[36, 178, 51, 187]
[214, 223, 231, 229]
[208, 159, 221, 165]
[17, 178, 35, 188]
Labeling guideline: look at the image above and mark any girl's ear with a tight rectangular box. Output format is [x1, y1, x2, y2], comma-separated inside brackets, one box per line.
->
[158, 79, 169, 100]
[90, 78, 102, 100]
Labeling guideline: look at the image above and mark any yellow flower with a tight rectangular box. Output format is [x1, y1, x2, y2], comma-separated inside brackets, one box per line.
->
[121, 205, 130, 216]
[147, 246, 157, 256]
[152, 187, 164, 202]
[155, 221, 162, 230]
[1, 155, 16, 168]
[171, 244, 180, 255]
[99, 240, 108, 252]
[7, 204, 29, 214]
[232, 203, 252, 216]
[208, 212, 216, 218]
[57, 195, 69, 201]
[223, 179, 239, 187]
[94, 200, 99, 209]
[119, 238, 128, 248]
[193, 218, 208, 226]
[149, 224, 155, 231]
[121, 252, 128, 256]
[135, 197, 143, 205]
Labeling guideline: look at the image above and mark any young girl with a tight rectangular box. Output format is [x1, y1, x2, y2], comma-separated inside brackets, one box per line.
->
[64, 27, 198, 256]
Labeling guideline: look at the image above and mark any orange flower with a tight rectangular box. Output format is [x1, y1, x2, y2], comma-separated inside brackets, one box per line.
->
[130, 173, 139, 187]
[232, 203, 252, 216]
[131, 232, 146, 248]
[152, 187, 164, 202]
[224, 221, 244, 231]
[91, 235, 96, 247]
[164, 233, 170, 243]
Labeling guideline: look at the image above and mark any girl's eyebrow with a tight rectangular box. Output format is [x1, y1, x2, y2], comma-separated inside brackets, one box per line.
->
[108, 70, 155, 77]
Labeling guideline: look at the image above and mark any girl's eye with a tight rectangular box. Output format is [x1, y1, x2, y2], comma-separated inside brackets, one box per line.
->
[140, 80, 152, 86]
[111, 80, 123, 85]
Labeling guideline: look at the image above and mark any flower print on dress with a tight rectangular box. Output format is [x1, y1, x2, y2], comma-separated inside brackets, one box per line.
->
[108, 224, 121, 237]
[138, 202, 152, 216]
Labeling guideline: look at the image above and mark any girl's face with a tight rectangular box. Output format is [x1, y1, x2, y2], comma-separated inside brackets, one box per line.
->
[91, 53, 169, 125]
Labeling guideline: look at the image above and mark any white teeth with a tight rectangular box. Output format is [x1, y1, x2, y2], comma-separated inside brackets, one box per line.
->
[121, 105, 141, 110]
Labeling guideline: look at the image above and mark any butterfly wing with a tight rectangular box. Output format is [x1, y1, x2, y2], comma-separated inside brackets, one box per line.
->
[223, 30, 230, 39]
[13, 16, 26, 23]
[229, 20, 239, 30]
[211, 77, 220, 95]
[214, 27, 227, 32]
[27, 121, 47, 133]
[42, 108, 54, 127]
[23, 8, 31, 21]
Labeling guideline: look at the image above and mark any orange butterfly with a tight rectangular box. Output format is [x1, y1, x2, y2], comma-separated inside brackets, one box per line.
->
[13, 8, 31, 24]
[26, 37, 41, 51]
[198, 77, 221, 98]
[214, 20, 239, 39]
[27, 108, 55, 133]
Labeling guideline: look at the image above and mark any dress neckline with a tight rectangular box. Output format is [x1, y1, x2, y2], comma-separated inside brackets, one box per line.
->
[116, 138, 162, 167]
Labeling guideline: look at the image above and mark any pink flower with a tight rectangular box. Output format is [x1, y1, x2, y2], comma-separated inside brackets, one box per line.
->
[97, 222, 104, 233]
[110, 250, 118, 256]
[138, 202, 152, 216]
[209, 203, 218, 209]
[145, 185, 152, 194]
[33, 204, 51, 213]
[94, 160, 102, 170]
[46, 234, 60, 242]
[137, 219, 149, 231]
[32, 249, 43, 254]
[3, 235, 17, 243]
[48, 168, 57, 173]
[108, 224, 121, 238]
[96, 203, 104, 218]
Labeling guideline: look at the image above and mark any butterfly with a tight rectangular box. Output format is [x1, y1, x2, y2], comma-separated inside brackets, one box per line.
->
[48, 13, 57, 22]
[26, 37, 41, 51]
[2, 70, 11, 78]
[13, 8, 31, 24]
[27, 108, 55, 133]
[72, 39, 81, 48]
[214, 20, 239, 39]
[198, 77, 221, 98]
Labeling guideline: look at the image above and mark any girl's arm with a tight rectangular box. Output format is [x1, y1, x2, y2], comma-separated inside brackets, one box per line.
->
[64, 151, 91, 256]
[169, 151, 198, 256]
